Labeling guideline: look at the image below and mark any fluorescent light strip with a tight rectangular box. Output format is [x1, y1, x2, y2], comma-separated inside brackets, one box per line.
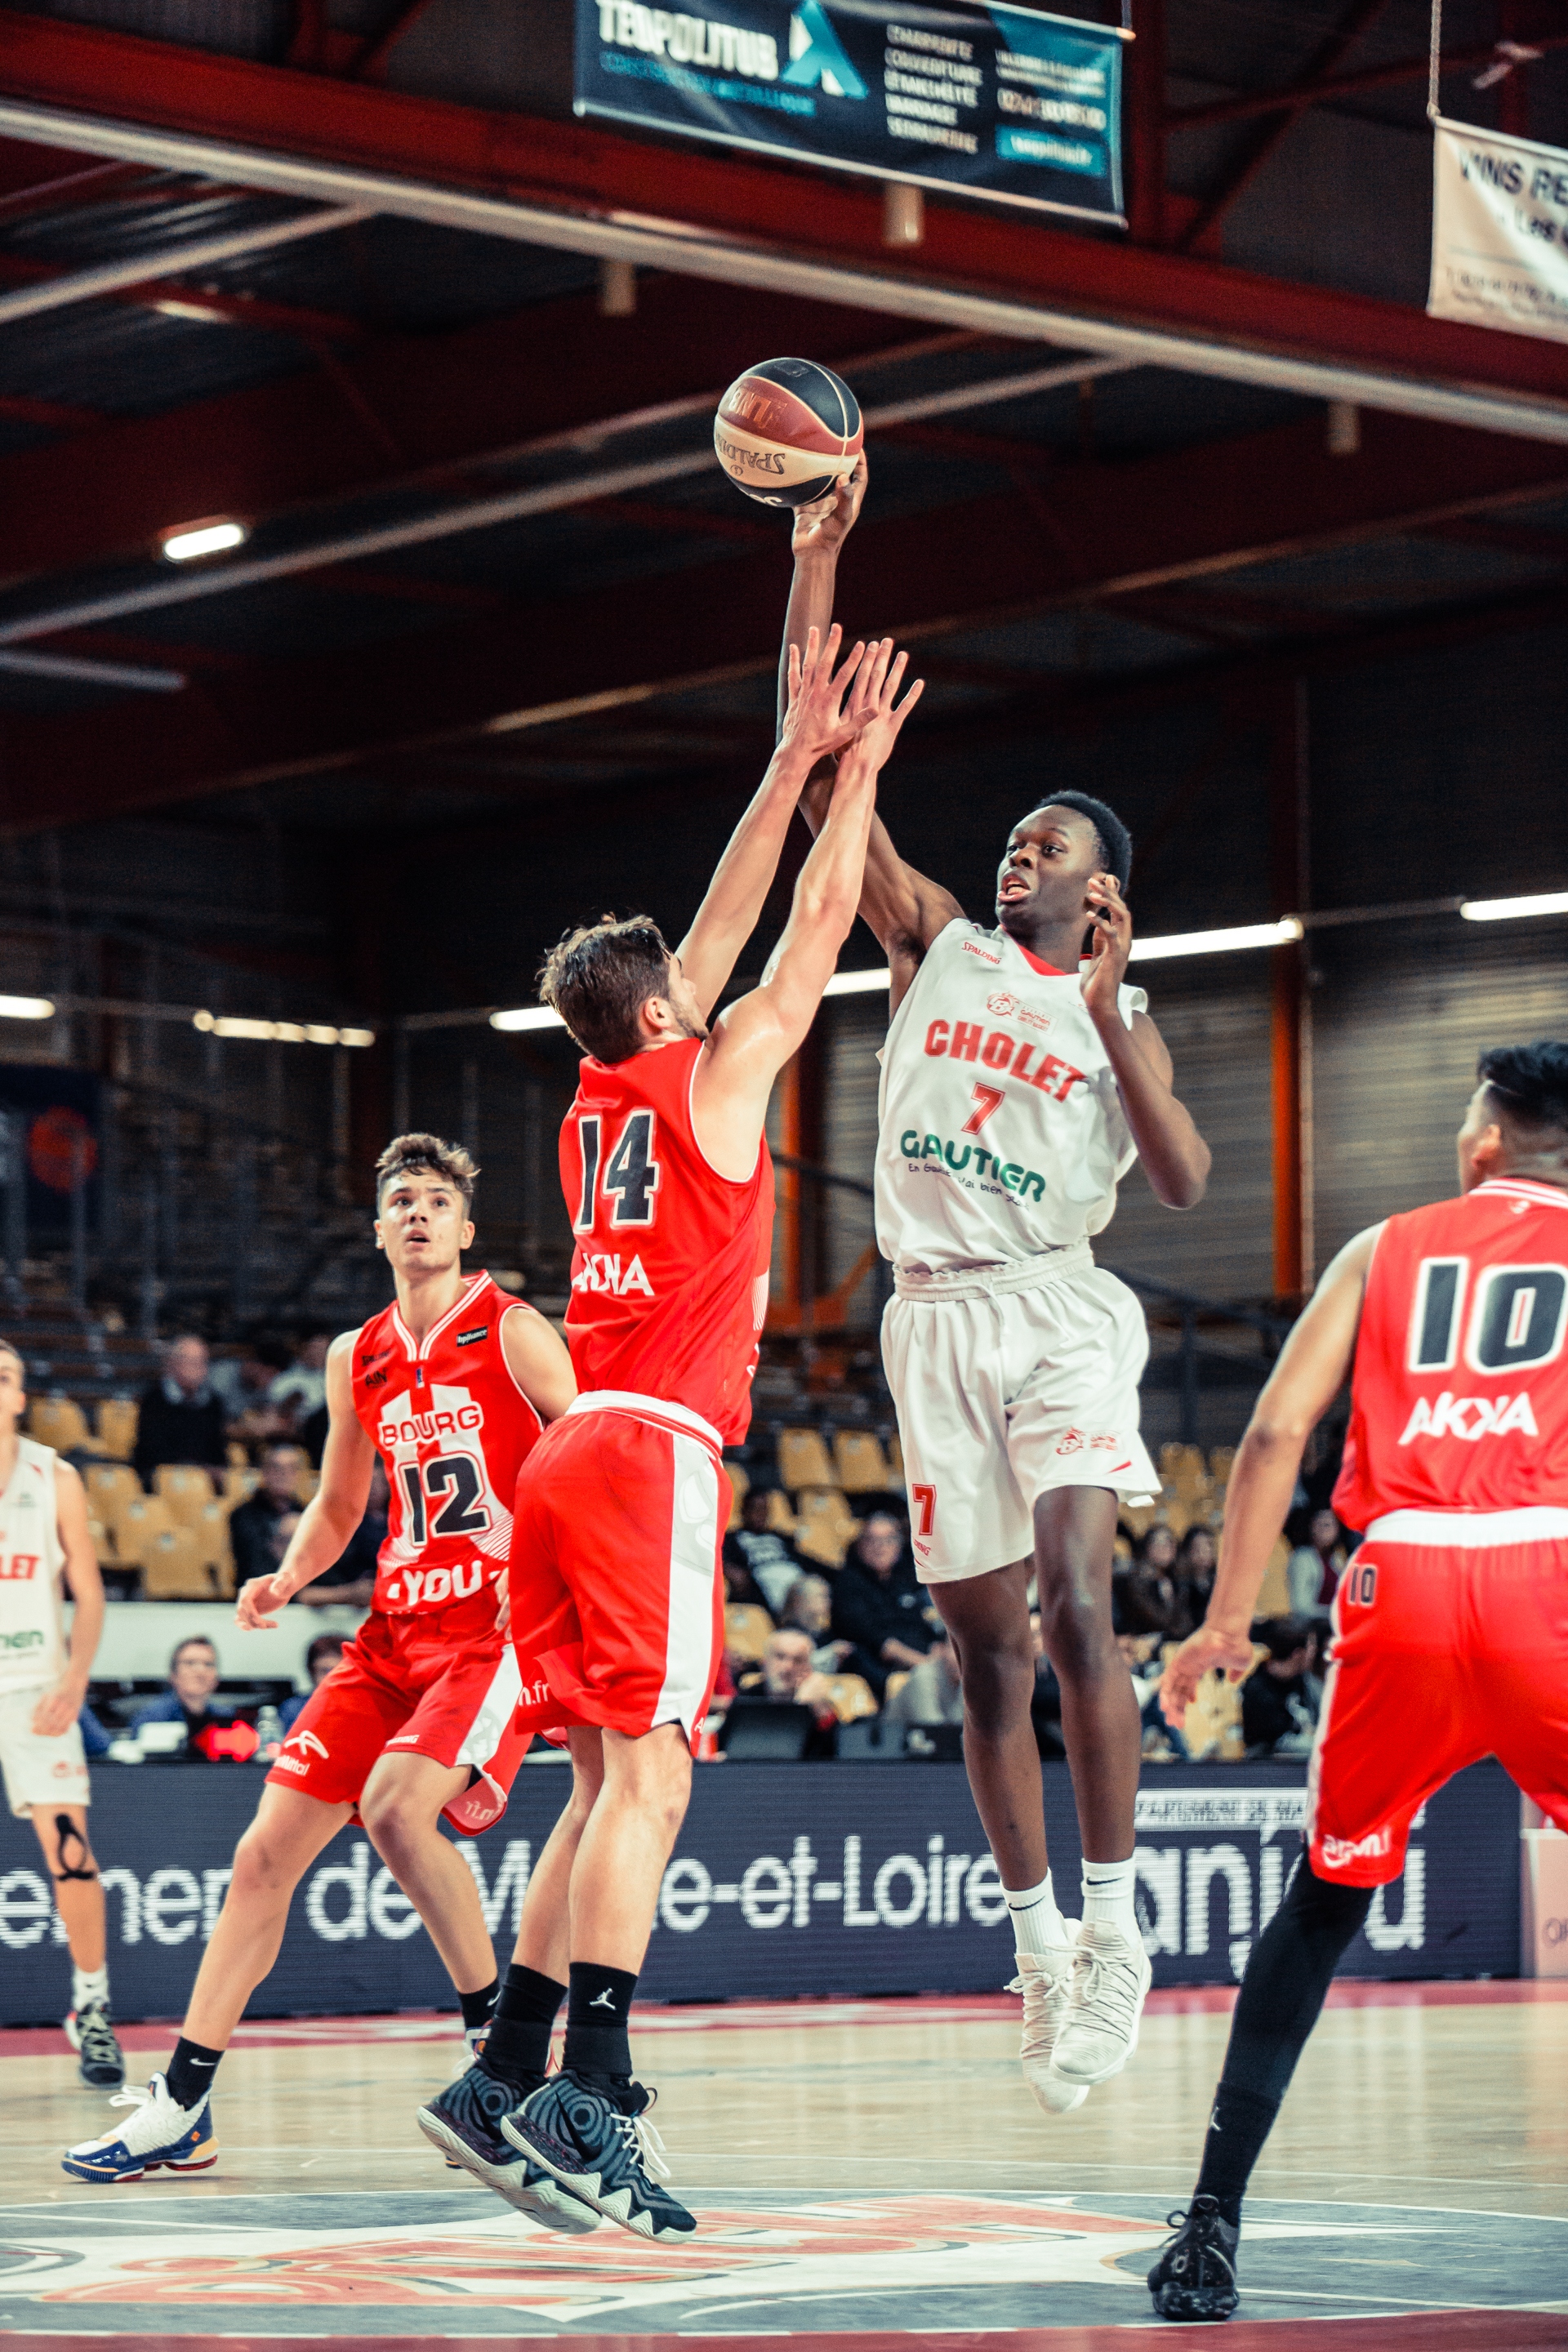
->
[823, 969, 892, 996]
[161, 519, 247, 564]
[491, 1006, 565, 1032]
[1459, 891, 1568, 923]
[0, 994, 54, 1020]
[1130, 917, 1303, 963]
[192, 1012, 373, 1045]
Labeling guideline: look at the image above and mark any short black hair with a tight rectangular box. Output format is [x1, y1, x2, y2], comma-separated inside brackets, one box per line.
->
[1477, 1040, 1568, 1138]
[1026, 791, 1133, 890]
[538, 915, 673, 1066]
[305, 1633, 347, 1674]
[1256, 1614, 1313, 1664]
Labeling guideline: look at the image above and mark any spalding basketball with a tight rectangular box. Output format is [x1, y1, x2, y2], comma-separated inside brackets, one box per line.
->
[714, 356, 863, 508]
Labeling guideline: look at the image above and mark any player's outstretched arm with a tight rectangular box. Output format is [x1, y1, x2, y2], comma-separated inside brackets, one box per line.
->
[1160, 1224, 1381, 1725]
[235, 1330, 375, 1629]
[1079, 872, 1212, 1209]
[31, 1463, 103, 1740]
[676, 625, 871, 1020]
[693, 639, 924, 1175]
[782, 458, 961, 1010]
[500, 1302, 577, 1422]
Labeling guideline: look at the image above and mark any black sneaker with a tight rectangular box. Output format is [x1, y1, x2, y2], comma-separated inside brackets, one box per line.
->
[1147, 2194, 1240, 2322]
[502, 2070, 695, 2241]
[417, 2065, 599, 2234]
[65, 2003, 125, 2088]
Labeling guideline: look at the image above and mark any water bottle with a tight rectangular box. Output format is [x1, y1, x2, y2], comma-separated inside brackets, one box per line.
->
[255, 1704, 283, 1762]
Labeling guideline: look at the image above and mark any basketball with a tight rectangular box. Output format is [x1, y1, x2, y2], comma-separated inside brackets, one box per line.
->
[713, 355, 863, 508]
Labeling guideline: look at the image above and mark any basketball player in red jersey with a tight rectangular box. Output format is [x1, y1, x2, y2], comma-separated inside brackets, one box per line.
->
[1146, 1040, 1568, 2322]
[418, 626, 922, 2240]
[65, 1134, 579, 2200]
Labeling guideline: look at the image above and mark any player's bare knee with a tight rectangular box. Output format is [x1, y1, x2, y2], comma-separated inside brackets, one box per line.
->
[956, 1636, 1033, 1724]
[1038, 1581, 1116, 1682]
[230, 1820, 305, 1903]
[359, 1785, 423, 1859]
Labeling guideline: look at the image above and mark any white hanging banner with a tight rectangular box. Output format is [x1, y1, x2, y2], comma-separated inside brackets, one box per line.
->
[1429, 117, 1568, 345]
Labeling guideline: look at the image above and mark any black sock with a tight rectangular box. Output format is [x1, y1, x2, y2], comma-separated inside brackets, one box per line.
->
[166, 2037, 224, 2111]
[460, 1978, 500, 2035]
[482, 1963, 566, 2089]
[562, 1962, 637, 2082]
[1191, 1857, 1373, 2225]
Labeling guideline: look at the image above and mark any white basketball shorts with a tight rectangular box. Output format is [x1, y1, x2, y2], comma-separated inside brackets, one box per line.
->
[881, 1241, 1157, 1584]
[0, 1684, 90, 1815]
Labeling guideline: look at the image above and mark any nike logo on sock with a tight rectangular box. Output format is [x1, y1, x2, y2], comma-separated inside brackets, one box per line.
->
[589, 1989, 617, 2011]
[189, 2059, 217, 2070]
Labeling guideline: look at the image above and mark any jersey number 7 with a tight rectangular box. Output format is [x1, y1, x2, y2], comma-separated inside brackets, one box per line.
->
[961, 1084, 1005, 1136]
[910, 1483, 937, 1539]
[574, 1110, 662, 1232]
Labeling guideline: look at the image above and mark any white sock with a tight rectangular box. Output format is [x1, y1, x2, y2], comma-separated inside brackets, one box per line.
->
[72, 1963, 109, 2011]
[1081, 1856, 1139, 1940]
[1004, 1870, 1072, 1956]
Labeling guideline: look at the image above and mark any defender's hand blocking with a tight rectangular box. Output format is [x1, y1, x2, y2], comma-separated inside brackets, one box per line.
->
[791, 450, 867, 559]
[1159, 1621, 1256, 1727]
[836, 636, 924, 771]
[236, 1571, 293, 1631]
[781, 623, 870, 768]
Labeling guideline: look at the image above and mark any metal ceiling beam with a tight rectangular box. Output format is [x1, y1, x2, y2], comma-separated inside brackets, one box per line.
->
[0, 16, 1564, 439]
[0, 196, 367, 324]
[1169, 20, 1568, 130]
[0, 245, 368, 340]
[5, 402, 1566, 835]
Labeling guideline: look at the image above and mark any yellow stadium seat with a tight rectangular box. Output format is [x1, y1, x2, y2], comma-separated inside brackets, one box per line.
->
[1119, 1501, 1160, 1540]
[85, 1462, 141, 1517]
[833, 1431, 890, 1494]
[193, 1501, 235, 1576]
[293, 1465, 319, 1507]
[107, 1494, 172, 1566]
[1256, 1535, 1292, 1618]
[141, 1526, 221, 1601]
[723, 1463, 747, 1533]
[821, 1672, 878, 1724]
[87, 1514, 113, 1569]
[794, 1487, 861, 1570]
[1209, 1446, 1237, 1487]
[886, 1432, 905, 1489]
[724, 1603, 773, 1661]
[777, 1428, 835, 1491]
[226, 1441, 250, 1468]
[96, 1398, 138, 1460]
[156, 1464, 216, 1527]
[764, 1489, 798, 1536]
[29, 1397, 89, 1454]
[223, 1466, 261, 1508]
[883, 1668, 910, 1711]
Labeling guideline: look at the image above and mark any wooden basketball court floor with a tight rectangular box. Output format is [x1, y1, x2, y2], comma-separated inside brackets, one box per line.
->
[2, 1982, 1566, 2350]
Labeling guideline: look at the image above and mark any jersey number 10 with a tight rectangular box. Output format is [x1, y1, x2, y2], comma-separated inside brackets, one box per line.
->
[575, 1111, 662, 1232]
[1408, 1254, 1568, 1375]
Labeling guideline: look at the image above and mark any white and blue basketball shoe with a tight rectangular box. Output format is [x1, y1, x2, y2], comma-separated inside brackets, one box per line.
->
[61, 2074, 216, 2182]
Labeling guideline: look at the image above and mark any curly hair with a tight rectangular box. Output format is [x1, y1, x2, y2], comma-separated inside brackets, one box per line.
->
[373, 1132, 478, 1208]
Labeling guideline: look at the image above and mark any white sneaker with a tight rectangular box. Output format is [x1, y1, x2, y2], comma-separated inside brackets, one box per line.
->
[1046, 1918, 1152, 2100]
[61, 2073, 216, 2182]
[1008, 1936, 1086, 2115]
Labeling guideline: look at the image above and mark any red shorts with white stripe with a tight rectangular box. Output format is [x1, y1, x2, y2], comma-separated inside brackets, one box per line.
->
[1307, 1508, 1568, 1886]
[508, 1392, 725, 1746]
[265, 1588, 528, 1834]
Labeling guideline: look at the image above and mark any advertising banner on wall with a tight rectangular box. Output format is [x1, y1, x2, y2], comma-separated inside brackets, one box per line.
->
[574, 0, 1127, 225]
[0, 1760, 1517, 2024]
[1429, 118, 1568, 345]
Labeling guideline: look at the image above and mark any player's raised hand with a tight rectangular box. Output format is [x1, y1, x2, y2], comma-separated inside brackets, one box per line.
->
[839, 636, 924, 772]
[1080, 870, 1134, 1022]
[1159, 1620, 1256, 1728]
[781, 623, 869, 766]
[791, 449, 868, 559]
[236, 1571, 293, 1631]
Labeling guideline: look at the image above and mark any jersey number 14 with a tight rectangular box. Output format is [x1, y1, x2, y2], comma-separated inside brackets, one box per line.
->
[575, 1111, 662, 1231]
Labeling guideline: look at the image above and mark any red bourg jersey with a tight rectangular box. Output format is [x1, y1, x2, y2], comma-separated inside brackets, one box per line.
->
[1334, 1178, 1568, 1530]
[560, 1035, 775, 1443]
[350, 1272, 546, 1615]
[875, 919, 1147, 1272]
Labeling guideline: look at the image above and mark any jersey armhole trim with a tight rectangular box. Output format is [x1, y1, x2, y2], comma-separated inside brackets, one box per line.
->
[497, 1298, 547, 1432]
[687, 1044, 763, 1191]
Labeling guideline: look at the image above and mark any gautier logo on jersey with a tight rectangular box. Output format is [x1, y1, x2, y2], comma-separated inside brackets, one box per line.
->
[572, 1251, 655, 1298]
[900, 1131, 1047, 1202]
[923, 1018, 1085, 1102]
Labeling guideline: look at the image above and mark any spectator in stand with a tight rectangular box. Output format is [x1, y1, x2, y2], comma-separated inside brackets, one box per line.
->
[280, 1632, 348, 1732]
[777, 1571, 852, 1671]
[1288, 1507, 1348, 1621]
[131, 1336, 228, 1491]
[723, 1487, 804, 1617]
[831, 1507, 937, 1699]
[885, 1628, 964, 1728]
[228, 1443, 306, 1588]
[1116, 1522, 1187, 1639]
[130, 1636, 234, 1748]
[78, 1701, 113, 1757]
[1241, 1615, 1321, 1757]
[1174, 1524, 1219, 1628]
[297, 1454, 385, 1613]
[733, 1628, 838, 1754]
[207, 1346, 274, 1426]
[268, 1334, 330, 1427]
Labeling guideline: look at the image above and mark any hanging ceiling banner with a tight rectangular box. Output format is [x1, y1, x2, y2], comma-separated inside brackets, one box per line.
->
[574, 1, 1127, 225]
[1428, 117, 1568, 345]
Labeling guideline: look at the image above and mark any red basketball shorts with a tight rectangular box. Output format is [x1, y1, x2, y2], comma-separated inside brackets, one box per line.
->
[509, 1391, 725, 1746]
[1307, 1509, 1568, 1886]
[265, 1587, 529, 1833]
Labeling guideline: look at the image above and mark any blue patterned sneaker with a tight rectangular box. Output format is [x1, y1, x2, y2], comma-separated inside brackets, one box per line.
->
[62, 2074, 216, 2182]
[502, 2071, 694, 2241]
[418, 2065, 599, 2234]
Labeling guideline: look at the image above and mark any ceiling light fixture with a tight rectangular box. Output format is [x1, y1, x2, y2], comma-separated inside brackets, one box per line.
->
[1130, 917, 1304, 963]
[1459, 890, 1568, 923]
[490, 1007, 565, 1033]
[823, 969, 893, 996]
[160, 518, 248, 564]
[193, 1013, 373, 1045]
[0, 994, 55, 1020]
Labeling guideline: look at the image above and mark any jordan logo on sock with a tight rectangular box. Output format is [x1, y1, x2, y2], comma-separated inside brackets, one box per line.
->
[589, 1987, 617, 2011]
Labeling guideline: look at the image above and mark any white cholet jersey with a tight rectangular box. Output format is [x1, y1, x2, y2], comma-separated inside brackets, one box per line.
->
[875, 920, 1147, 1274]
[0, 1438, 65, 1694]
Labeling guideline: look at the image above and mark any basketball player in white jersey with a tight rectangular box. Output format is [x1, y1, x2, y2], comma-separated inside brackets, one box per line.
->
[0, 1338, 122, 2087]
[786, 460, 1211, 2109]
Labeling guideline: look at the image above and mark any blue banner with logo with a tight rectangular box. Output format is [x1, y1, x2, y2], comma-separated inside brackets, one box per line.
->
[575, 0, 1126, 225]
[0, 1760, 1517, 2023]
